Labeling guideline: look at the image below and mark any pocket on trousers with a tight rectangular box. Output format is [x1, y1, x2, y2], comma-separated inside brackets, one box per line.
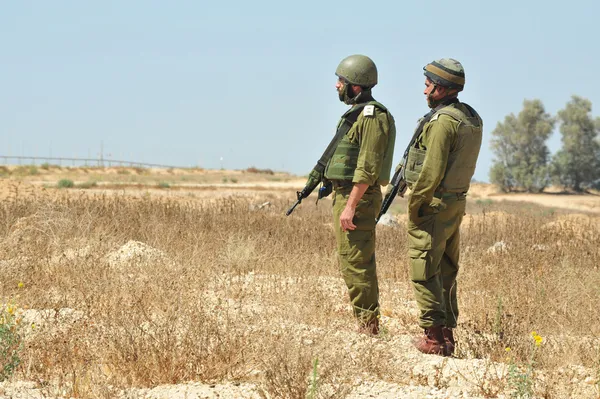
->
[338, 229, 374, 264]
[409, 249, 434, 282]
[354, 197, 375, 230]
[407, 214, 434, 251]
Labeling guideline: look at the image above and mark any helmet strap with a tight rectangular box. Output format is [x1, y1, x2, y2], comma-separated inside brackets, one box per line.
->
[341, 84, 373, 105]
[426, 83, 439, 108]
[427, 84, 460, 109]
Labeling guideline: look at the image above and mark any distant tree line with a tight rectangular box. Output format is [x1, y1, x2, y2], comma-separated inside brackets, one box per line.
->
[490, 95, 600, 192]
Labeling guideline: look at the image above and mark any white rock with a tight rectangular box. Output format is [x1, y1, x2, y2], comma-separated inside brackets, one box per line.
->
[106, 240, 169, 269]
[377, 213, 400, 227]
[487, 241, 509, 254]
[585, 376, 596, 384]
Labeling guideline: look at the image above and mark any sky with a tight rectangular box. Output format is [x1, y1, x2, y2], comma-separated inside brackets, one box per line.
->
[2, 0, 600, 182]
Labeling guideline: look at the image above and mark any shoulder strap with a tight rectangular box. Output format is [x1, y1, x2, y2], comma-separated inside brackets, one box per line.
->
[434, 102, 482, 127]
[367, 100, 388, 113]
[435, 106, 464, 121]
[313, 104, 366, 173]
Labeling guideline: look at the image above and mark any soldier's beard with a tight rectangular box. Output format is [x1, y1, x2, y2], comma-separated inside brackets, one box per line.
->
[426, 96, 434, 108]
[339, 84, 357, 104]
[426, 85, 441, 108]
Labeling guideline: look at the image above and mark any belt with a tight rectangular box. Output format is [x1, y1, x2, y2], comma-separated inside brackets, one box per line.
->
[332, 180, 353, 189]
[433, 191, 467, 199]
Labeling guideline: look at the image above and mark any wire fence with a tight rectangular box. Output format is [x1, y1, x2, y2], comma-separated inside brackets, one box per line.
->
[0, 155, 180, 169]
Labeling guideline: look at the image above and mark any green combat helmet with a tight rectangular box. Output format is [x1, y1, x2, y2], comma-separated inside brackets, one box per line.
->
[423, 58, 465, 91]
[336, 54, 378, 88]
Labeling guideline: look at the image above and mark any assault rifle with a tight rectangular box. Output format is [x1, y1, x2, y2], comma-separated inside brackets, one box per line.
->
[376, 163, 408, 223]
[286, 103, 367, 216]
[285, 181, 332, 216]
[376, 107, 438, 223]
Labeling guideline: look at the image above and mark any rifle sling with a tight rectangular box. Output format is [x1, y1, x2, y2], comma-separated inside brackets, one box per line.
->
[313, 104, 366, 173]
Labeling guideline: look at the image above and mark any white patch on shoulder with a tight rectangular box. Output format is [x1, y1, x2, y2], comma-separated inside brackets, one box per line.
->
[431, 113, 440, 121]
[363, 105, 375, 116]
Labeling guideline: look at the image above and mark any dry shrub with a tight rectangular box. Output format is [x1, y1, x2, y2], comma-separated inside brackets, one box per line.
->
[259, 334, 353, 399]
[246, 167, 275, 175]
[0, 190, 599, 398]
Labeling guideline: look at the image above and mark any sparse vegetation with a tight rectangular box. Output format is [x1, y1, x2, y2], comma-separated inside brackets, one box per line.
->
[0, 302, 22, 382]
[132, 166, 148, 175]
[0, 173, 598, 398]
[157, 181, 170, 189]
[57, 179, 74, 188]
[246, 166, 275, 175]
[12, 165, 39, 176]
[476, 198, 494, 206]
[77, 180, 98, 189]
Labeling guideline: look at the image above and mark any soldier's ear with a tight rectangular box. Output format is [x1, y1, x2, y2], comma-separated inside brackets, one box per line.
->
[445, 87, 459, 97]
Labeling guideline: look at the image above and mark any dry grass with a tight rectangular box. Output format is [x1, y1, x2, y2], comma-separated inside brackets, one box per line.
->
[0, 165, 295, 186]
[0, 184, 599, 398]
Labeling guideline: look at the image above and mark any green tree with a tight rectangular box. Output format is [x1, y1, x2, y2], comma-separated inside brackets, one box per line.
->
[490, 99, 555, 193]
[551, 96, 600, 191]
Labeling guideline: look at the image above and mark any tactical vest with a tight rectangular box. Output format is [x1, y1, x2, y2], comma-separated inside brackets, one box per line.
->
[324, 101, 396, 185]
[405, 103, 482, 193]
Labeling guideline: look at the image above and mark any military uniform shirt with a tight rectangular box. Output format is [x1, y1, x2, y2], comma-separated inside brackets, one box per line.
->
[408, 114, 459, 212]
[347, 108, 394, 186]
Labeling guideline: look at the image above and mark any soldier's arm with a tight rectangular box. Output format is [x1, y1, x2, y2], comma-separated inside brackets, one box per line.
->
[408, 115, 456, 219]
[339, 183, 369, 231]
[352, 109, 390, 186]
[340, 108, 389, 231]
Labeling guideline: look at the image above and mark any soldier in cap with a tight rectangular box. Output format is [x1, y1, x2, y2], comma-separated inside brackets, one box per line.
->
[403, 58, 483, 355]
[304, 55, 396, 335]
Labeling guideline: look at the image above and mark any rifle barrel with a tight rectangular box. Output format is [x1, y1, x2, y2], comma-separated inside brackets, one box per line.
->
[285, 199, 301, 216]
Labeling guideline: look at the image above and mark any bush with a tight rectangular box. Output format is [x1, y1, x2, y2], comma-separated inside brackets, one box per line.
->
[157, 182, 170, 189]
[77, 180, 98, 189]
[13, 165, 39, 176]
[57, 179, 75, 189]
[0, 305, 22, 382]
[246, 167, 274, 175]
[476, 199, 494, 206]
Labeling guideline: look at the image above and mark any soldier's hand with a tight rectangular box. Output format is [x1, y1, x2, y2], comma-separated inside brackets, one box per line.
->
[340, 205, 357, 232]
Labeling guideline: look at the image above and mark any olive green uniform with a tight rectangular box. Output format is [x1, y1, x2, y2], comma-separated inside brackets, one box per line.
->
[325, 102, 396, 324]
[405, 102, 482, 329]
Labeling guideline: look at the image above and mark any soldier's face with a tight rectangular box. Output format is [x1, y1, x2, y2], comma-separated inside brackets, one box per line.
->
[424, 78, 445, 107]
[336, 77, 361, 102]
[336, 77, 346, 99]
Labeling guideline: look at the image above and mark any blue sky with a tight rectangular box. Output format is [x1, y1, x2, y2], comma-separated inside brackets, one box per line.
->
[2, 0, 599, 182]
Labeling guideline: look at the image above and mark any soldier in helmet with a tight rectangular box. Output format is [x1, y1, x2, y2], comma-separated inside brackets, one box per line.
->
[304, 54, 396, 335]
[402, 58, 483, 355]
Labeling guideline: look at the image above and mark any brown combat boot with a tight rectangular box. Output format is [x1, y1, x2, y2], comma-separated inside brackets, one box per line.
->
[358, 318, 379, 336]
[413, 326, 448, 356]
[442, 327, 455, 356]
